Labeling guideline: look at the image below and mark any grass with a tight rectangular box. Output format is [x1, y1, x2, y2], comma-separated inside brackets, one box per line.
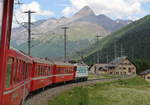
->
[88, 73, 122, 79]
[48, 77, 150, 105]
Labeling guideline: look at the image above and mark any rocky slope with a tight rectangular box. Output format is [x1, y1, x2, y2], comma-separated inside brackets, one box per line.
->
[11, 6, 131, 57]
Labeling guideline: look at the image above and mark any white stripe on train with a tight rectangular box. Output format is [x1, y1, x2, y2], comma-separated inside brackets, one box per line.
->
[3, 73, 73, 95]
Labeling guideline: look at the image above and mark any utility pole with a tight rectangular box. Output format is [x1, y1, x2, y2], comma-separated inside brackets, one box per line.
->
[114, 42, 117, 59]
[61, 26, 69, 62]
[76, 51, 84, 63]
[132, 48, 134, 59]
[106, 55, 109, 64]
[24, 10, 36, 56]
[121, 44, 123, 57]
[96, 35, 101, 64]
[15, 0, 23, 5]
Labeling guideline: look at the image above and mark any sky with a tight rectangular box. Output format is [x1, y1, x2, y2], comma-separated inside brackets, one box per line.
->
[13, 0, 150, 27]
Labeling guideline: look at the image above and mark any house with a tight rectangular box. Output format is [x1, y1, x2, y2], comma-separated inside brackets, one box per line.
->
[90, 64, 108, 74]
[90, 56, 136, 75]
[108, 56, 136, 75]
[139, 69, 150, 82]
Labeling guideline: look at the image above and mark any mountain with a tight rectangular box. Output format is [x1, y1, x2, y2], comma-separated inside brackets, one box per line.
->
[74, 6, 95, 18]
[11, 6, 132, 58]
[82, 15, 150, 65]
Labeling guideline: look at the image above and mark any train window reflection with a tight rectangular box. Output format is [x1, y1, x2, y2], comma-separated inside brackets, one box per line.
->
[0, 0, 3, 42]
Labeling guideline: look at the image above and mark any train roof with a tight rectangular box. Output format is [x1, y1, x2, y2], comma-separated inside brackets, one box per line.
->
[74, 63, 88, 67]
[10, 47, 32, 62]
[32, 58, 74, 66]
[53, 61, 74, 66]
[32, 58, 54, 65]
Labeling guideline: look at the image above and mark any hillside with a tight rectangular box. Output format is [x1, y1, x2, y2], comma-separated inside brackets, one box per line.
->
[82, 15, 150, 65]
[11, 6, 131, 57]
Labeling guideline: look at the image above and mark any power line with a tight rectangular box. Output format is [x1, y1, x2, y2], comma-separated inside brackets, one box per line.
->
[14, 0, 23, 5]
[61, 27, 69, 63]
[24, 10, 36, 56]
[31, 35, 57, 48]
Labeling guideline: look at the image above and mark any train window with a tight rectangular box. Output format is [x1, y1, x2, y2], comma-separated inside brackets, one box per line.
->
[0, 0, 3, 42]
[46, 66, 48, 75]
[44, 66, 46, 76]
[40, 66, 43, 76]
[17, 60, 22, 82]
[6, 57, 13, 88]
[14, 59, 18, 83]
[36, 65, 38, 76]
[25, 64, 28, 79]
[38, 65, 41, 76]
[45, 67, 47, 75]
[41, 66, 44, 76]
[38, 66, 40, 75]
[22, 62, 26, 80]
[38, 65, 40, 76]
[18, 60, 22, 82]
[43, 66, 45, 76]
[49, 67, 51, 75]
[12, 60, 16, 84]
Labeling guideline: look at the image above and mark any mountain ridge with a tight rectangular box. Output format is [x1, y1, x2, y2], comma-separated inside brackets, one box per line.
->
[82, 15, 150, 65]
[11, 6, 132, 57]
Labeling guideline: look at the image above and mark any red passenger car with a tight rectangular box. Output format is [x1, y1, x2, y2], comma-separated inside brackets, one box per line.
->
[0, 1, 78, 105]
[30, 58, 53, 91]
[0, 1, 21, 105]
[3, 48, 33, 105]
[53, 62, 76, 84]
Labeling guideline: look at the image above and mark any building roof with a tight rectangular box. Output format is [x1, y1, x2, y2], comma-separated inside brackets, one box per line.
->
[93, 64, 108, 68]
[107, 56, 128, 68]
[110, 56, 127, 64]
[91, 64, 108, 71]
[140, 69, 150, 75]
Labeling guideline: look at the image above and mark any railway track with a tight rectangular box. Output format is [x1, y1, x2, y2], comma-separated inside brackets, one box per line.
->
[24, 75, 136, 105]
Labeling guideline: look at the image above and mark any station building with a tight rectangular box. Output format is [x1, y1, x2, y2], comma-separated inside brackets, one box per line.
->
[90, 56, 136, 75]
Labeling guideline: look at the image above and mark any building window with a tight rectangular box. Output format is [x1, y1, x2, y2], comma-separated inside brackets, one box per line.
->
[129, 68, 131, 72]
[147, 77, 150, 79]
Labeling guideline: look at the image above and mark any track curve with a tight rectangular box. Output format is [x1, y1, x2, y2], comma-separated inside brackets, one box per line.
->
[24, 75, 136, 105]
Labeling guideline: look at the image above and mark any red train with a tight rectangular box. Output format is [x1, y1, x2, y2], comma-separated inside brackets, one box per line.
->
[0, 1, 88, 105]
[2, 48, 78, 105]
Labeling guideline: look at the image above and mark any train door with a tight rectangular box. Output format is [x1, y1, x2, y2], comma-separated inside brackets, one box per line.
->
[0, 0, 14, 105]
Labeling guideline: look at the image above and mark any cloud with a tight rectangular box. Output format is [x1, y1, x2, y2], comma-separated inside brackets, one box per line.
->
[13, 1, 54, 27]
[62, 7, 77, 16]
[62, 0, 149, 19]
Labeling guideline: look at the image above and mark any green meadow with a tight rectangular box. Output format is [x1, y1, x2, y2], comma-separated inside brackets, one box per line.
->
[48, 77, 150, 105]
